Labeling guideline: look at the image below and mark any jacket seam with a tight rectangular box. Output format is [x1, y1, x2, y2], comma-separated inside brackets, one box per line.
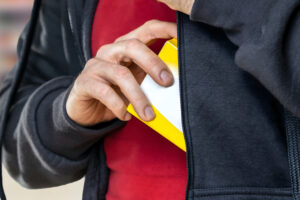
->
[195, 193, 292, 198]
[191, 187, 292, 197]
[179, 13, 195, 200]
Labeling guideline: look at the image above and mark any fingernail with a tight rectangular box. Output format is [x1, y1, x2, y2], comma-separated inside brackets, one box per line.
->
[144, 105, 155, 120]
[160, 70, 173, 84]
[125, 112, 132, 121]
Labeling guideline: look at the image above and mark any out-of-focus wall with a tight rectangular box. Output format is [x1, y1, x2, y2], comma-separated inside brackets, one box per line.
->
[0, 1, 84, 199]
[0, 0, 33, 80]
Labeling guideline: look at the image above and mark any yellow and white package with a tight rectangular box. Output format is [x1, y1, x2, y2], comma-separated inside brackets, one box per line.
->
[127, 39, 186, 152]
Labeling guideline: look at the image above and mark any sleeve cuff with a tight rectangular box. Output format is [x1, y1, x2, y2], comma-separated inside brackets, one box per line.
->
[34, 77, 126, 160]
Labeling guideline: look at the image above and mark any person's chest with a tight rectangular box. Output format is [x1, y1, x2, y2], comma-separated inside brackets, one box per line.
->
[91, 1, 188, 199]
[91, 0, 177, 56]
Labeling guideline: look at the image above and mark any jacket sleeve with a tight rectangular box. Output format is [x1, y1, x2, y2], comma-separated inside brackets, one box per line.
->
[0, 0, 124, 189]
[189, 0, 300, 117]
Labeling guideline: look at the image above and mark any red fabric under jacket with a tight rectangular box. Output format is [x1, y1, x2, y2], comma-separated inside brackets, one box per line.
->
[91, 1, 187, 199]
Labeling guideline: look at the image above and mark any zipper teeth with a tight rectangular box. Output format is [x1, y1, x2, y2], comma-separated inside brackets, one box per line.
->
[177, 12, 193, 200]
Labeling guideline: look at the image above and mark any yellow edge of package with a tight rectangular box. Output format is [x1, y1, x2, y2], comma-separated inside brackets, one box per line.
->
[127, 39, 186, 152]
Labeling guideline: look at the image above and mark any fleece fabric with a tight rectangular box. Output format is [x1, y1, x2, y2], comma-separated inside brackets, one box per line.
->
[0, 0, 300, 199]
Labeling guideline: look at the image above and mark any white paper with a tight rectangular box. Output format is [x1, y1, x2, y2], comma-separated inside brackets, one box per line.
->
[140, 67, 183, 132]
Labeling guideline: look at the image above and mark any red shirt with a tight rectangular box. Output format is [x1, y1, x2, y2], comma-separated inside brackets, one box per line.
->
[91, 1, 187, 199]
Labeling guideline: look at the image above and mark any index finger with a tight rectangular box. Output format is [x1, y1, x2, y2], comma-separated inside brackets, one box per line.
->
[115, 20, 177, 44]
[99, 39, 174, 87]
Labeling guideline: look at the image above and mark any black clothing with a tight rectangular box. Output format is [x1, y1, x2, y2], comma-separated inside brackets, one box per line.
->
[1, 0, 300, 199]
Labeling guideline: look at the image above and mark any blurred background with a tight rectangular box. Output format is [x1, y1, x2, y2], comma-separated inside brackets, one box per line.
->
[0, 0, 32, 82]
[0, 0, 84, 199]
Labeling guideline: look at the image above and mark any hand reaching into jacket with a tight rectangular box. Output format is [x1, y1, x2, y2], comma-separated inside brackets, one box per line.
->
[66, 20, 177, 126]
[157, 0, 195, 15]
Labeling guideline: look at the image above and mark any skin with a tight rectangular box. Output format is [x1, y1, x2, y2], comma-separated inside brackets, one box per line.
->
[66, 1, 195, 127]
[157, 0, 195, 15]
[66, 20, 177, 126]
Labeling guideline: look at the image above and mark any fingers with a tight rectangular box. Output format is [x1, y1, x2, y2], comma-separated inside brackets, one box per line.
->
[115, 20, 177, 44]
[76, 75, 131, 121]
[81, 59, 155, 121]
[92, 59, 156, 121]
[96, 20, 176, 87]
[97, 39, 174, 87]
[129, 63, 147, 85]
[80, 20, 176, 122]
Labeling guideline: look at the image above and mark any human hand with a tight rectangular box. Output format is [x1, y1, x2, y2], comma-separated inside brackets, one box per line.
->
[158, 0, 195, 15]
[66, 20, 177, 126]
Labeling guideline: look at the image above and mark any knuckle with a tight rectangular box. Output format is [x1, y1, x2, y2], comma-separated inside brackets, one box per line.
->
[97, 84, 112, 97]
[85, 59, 106, 75]
[114, 36, 124, 43]
[143, 20, 162, 41]
[148, 58, 164, 74]
[150, 57, 163, 68]
[72, 78, 82, 93]
[96, 44, 110, 57]
[84, 59, 104, 75]
[95, 61, 106, 70]
[144, 19, 159, 27]
[115, 103, 126, 115]
[72, 75, 88, 94]
[124, 38, 141, 50]
[85, 58, 98, 69]
[114, 66, 131, 80]
[132, 95, 147, 107]
[74, 72, 86, 86]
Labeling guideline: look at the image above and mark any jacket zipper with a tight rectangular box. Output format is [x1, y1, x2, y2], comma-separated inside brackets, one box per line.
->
[177, 12, 193, 200]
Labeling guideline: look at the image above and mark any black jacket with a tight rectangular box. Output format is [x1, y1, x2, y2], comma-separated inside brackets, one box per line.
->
[1, 0, 300, 200]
